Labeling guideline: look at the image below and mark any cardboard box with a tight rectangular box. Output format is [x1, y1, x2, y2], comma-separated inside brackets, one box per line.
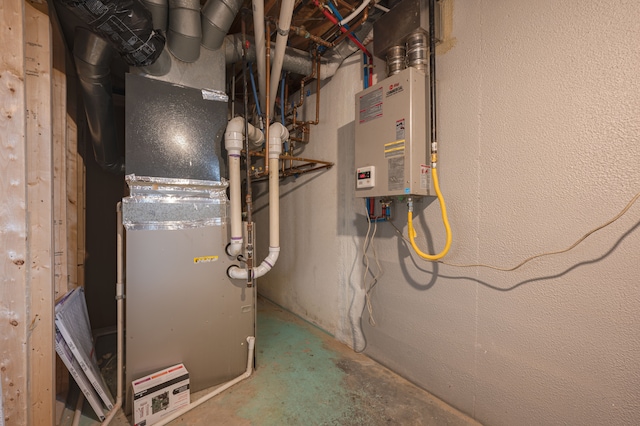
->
[132, 364, 190, 426]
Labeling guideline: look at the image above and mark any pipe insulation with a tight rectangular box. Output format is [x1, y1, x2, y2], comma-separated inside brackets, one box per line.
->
[167, 0, 202, 62]
[73, 28, 125, 174]
[201, 0, 244, 50]
[339, 0, 371, 26]
[228, 122, 288, 280]
[225, 117, 265, 257]
[252, 0, 268, 114]
[223, 25, 374, 80]
[54, 0, 165, 66]
[268, 0, 296, 118]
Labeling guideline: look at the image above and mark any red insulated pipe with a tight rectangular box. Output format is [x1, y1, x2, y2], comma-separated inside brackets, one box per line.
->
[314, 0, 373, 61]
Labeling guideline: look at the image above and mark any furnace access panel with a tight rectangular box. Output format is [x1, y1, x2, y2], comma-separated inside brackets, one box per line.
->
[355, 67, 432, 198]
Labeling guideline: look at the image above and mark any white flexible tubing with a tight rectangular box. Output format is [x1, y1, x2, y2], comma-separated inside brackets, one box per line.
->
[71, 392, 84, 426]
[153, 336, 256, 426]
[339, 0, 370, 26]
[252, 0, 267, 113]
[228, 122, 286, 280]
[101, 203, 124, 425]
[225, 117, 264, 256]
[268, 0, 295, 118]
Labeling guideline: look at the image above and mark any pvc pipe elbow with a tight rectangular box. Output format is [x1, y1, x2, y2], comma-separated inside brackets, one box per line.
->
[268, 122, 288, 157]
[227, 265, 247, 280]
[253, 247, 280, 279]
[225, 117, 264, 150]
[227, 247, 280, 280]
[227, 240, 243, 256]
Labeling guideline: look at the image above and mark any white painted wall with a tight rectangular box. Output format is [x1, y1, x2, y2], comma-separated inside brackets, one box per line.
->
[256, 1, 640, 424]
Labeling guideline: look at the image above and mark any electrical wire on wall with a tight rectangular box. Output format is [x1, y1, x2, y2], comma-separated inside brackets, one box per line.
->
[393, 190, 640, 272]
[362, 199, 384, 327]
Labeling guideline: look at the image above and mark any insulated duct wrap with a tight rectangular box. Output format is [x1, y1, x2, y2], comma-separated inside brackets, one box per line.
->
[201, 0, 244, 51]
[55, 0, 165, 66]
[122, 175, 228, 231]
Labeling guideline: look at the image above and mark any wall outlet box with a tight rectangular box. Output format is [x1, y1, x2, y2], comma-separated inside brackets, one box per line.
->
[132, 364, 190, 426]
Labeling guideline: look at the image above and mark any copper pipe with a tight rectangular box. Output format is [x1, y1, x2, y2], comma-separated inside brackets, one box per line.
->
[336, 0, 355, 11]
[264, 21, 270, 173]
[248, 150, 334, 180]
[299, 55, 321, 126]
[290, 24, 334, 48]
[266, 16, 334, 48]
[289, 50, 319, 130]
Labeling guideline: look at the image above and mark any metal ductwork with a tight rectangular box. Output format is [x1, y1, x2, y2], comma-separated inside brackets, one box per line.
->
[167, 0, 202, 62]
[223, 21, 374, 81]
[54, 0, 167, 173]
[142, 0, 169, 32]
[73, 27, 125, 174]
[201, 0, 244, 51]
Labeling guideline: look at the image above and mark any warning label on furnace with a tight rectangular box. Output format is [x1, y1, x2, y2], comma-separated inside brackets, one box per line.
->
[359, 88, 383, 124]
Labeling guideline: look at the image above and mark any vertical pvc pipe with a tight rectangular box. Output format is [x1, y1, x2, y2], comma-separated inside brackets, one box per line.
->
[268, 0, 295, 118]
[252, 0, 267, 113]
[102, 203, 124, 425]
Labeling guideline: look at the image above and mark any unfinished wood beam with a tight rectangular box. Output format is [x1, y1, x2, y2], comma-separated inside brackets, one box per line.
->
[1, 1, 56, 424]
[25, 0, 55, 424]
[0, 0, 29, 423]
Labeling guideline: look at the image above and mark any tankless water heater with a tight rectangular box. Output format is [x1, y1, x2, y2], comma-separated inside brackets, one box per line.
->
[355, 67, 433, 198]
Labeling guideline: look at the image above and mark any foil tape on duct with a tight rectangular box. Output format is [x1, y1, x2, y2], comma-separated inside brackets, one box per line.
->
[122, 175, 229, 231]
[55, 0, 165, 66]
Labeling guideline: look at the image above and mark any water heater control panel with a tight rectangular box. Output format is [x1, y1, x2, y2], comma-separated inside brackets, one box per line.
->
[354, 67, 433, 198]
[356, 166, 375, 189]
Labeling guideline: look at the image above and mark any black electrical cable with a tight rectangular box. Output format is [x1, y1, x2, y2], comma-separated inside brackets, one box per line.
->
[429, 0, 437, 146]
[241, 13, 255, 287]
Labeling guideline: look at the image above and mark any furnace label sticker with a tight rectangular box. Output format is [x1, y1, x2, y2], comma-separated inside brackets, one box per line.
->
[193, 255, 218, 264]
[384, 140, 405, 158]
[359, 88, 383, 123]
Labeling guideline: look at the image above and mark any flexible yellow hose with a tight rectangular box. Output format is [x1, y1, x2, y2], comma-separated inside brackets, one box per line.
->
[407, 167, 452, 260]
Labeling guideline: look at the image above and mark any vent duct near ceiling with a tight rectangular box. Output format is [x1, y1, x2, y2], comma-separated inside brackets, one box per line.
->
[201, 0, 244, 51]
[73, 27, 125, 174]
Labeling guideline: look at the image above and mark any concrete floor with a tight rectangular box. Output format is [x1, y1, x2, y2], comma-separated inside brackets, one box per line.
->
[59, 297, 479, 425]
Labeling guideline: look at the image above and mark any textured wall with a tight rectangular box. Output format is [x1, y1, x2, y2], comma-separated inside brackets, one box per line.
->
[256, 0, 640, 424]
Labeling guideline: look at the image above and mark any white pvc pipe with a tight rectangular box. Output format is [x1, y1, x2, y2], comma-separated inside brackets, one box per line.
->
[153, 336, 256, 426]
[71, 392, 84, 426]
[225, 117, 264, 256]
[228, 122, 287, 280]
[339, 0, 370, 26]
[268, 0, 295, 118]
[252, 0, 267, 114]
[101, 203, 125, 425]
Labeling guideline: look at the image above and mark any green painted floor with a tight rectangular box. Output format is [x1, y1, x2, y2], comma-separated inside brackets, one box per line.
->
[59, 297, 478, 425]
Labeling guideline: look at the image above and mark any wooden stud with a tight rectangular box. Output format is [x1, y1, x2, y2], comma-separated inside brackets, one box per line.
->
[0, 0, 29, 424]
[25, 0, 55, 424]
[50, 4, 71, 399]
